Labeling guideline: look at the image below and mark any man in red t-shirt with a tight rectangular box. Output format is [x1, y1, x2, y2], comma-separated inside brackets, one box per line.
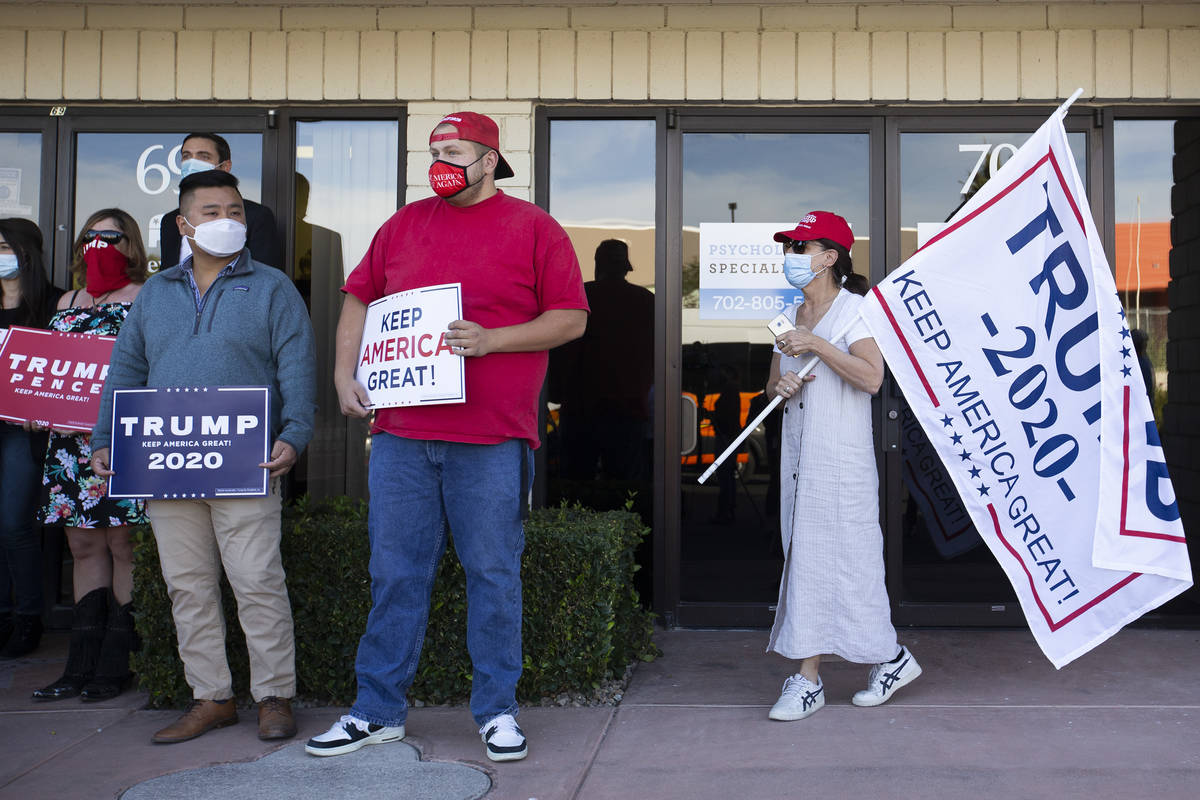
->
[306, 112, 588, 764]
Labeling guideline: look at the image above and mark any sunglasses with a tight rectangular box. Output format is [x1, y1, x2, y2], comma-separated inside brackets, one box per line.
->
[85, 230, 125, 244]
[781, 239, 810, 253]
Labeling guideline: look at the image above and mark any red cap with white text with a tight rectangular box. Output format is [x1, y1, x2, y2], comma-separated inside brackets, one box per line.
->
[429, 111, 515, 180]
[773, 211, 855, 251]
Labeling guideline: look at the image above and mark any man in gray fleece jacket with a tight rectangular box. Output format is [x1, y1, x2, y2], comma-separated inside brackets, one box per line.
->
[90, 169, 315, 745]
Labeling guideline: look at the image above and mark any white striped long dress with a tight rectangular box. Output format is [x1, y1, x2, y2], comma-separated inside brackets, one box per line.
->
[766, 289, 900, 664]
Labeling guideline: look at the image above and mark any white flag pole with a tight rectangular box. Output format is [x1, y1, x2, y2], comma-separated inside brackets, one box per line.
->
[697, 315, 860, 485]
[1057, 87, 1085, 116]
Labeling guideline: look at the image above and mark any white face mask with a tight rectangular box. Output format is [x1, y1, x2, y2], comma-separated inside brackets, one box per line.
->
[183, 217, 247, 258]
[180, 158, 217, 179]
[0, 253, 20, 279]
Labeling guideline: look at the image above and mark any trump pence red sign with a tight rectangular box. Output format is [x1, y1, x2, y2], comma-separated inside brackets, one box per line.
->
[0, 326, 115, 432]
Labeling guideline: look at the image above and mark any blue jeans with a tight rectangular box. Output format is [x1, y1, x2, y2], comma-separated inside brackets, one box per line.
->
[0, 424, 44, 616]
[350, 433, 531, 728]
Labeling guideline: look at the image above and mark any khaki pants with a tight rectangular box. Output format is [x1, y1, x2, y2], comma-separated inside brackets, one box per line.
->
[147, 482, 295, 701]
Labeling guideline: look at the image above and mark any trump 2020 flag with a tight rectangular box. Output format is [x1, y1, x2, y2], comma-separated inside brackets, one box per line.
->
[860, 99, 1191, 668]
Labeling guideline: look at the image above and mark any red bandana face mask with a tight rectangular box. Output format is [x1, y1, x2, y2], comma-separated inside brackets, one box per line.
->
[82, 237, 131, 297]
[428, 153, 486, 198]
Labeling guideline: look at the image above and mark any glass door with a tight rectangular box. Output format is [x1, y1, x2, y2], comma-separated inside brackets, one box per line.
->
[667, 114, 882, 626]
[885, 114, 1095, 625]
[54, 112, 275, 286]
[0, 111, 58, 261]
[541, 115, 660, 604]
[289, 117, 400, 499]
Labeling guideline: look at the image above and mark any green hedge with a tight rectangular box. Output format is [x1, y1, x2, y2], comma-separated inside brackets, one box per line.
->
[131, 496, 657, 708]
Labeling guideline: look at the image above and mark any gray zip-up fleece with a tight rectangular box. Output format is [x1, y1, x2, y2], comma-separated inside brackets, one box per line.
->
[91, 250, 316, 454]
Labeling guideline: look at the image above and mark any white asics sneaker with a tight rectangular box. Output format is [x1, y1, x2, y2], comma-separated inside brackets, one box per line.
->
[480, 713, 527, 762]
[852, 646, 922, 707]
[305, 714, 405, 757]
[768, 674, 825, 721]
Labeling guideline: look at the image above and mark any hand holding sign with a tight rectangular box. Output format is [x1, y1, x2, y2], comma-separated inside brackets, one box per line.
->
[259, 440, 297, 478]
[334, 372, 371, 419]
[91, 447, 113, 478]
[445, 319, 492, 358]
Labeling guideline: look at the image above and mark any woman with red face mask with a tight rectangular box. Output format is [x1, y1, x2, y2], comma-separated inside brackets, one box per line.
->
[31, 209, 149, 703]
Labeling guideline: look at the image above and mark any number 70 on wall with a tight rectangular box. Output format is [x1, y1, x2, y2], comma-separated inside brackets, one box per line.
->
[959, 143, 1020, 195]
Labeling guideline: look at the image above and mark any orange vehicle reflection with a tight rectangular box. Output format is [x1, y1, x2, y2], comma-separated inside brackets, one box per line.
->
[681, 390, 765, 474]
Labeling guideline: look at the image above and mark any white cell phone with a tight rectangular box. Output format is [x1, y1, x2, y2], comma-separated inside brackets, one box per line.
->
[767, 312, 795, 338]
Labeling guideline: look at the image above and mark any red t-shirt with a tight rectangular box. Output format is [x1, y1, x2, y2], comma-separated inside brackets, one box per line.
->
[343, 191, 588, 449]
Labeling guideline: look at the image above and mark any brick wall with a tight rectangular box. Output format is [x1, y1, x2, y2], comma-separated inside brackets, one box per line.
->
[1, 3, 1198, 106]
[1164, 119, 1200, 568]
[4, 2, 1199, 203]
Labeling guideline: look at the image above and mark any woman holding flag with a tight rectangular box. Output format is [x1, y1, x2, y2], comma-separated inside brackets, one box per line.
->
[764, 211, 921, 721]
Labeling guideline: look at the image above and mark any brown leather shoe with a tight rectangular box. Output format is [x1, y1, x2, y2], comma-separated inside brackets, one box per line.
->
[152, 699, 238, 744]
[257, 696, 297, 740]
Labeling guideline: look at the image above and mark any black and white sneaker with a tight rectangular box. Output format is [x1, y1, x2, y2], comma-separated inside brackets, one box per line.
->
[479, 713, 527, 762]
[305, 714, 405, 757]
[852, 646, 922, 707]
[768, 674, 825, 721]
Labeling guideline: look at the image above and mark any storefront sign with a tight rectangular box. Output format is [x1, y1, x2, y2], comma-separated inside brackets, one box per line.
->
[697, 223, 805, 320]
[0, 326, 115, 431]
[107, 386, 270, 499]
[356, 282, 465, 408]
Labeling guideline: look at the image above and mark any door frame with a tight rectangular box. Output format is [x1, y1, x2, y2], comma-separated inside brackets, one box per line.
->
[52, 107, 277, 286]
[0, 107, 64, 268]
[664, 109, 886, 627]
[881, 108, 1103, 626]
[270, 106, 407, 501]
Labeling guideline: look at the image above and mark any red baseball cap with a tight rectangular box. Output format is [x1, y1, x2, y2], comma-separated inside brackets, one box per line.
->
[774, 211, 855, 251]
[429, 111, 515, 180]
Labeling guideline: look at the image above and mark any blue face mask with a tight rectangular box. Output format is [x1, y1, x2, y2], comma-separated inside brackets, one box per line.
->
[782, 253, 829, 294]
[180, 158, 217, 179]
[0, 253, 19, 280]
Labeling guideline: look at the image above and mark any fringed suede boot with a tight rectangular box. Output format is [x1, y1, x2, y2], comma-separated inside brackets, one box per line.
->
[32, 587, 108, 700]
[81, 598, 137, 701]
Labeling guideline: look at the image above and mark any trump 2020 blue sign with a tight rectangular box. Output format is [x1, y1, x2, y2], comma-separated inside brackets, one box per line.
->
[107, 386, 270, 499]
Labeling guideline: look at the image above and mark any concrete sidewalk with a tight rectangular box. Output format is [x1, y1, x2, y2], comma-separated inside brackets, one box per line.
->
[2, 626, 1199, 799]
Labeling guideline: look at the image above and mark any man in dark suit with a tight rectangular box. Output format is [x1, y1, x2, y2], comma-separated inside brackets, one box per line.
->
[159, 132, 283, 270]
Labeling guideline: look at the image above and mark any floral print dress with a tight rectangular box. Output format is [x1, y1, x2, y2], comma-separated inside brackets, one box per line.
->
[38, 303, 148, 528]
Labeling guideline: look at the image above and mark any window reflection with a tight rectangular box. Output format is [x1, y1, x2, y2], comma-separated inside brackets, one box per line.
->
[680, 132, 869, 604]
[547, 119, 656, 600]
[293, 120, 398, 499]
[550, 120, 655, 227]
[684, 133, 869, 229]
[0, 132, 41, 221]
[74, 132, 262, 272]
[1114, 120, 1173, 419]
[900, 131, 1087, 262]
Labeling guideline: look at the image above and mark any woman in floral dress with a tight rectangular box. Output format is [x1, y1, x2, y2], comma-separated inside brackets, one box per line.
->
[33, 209, 148, 703]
